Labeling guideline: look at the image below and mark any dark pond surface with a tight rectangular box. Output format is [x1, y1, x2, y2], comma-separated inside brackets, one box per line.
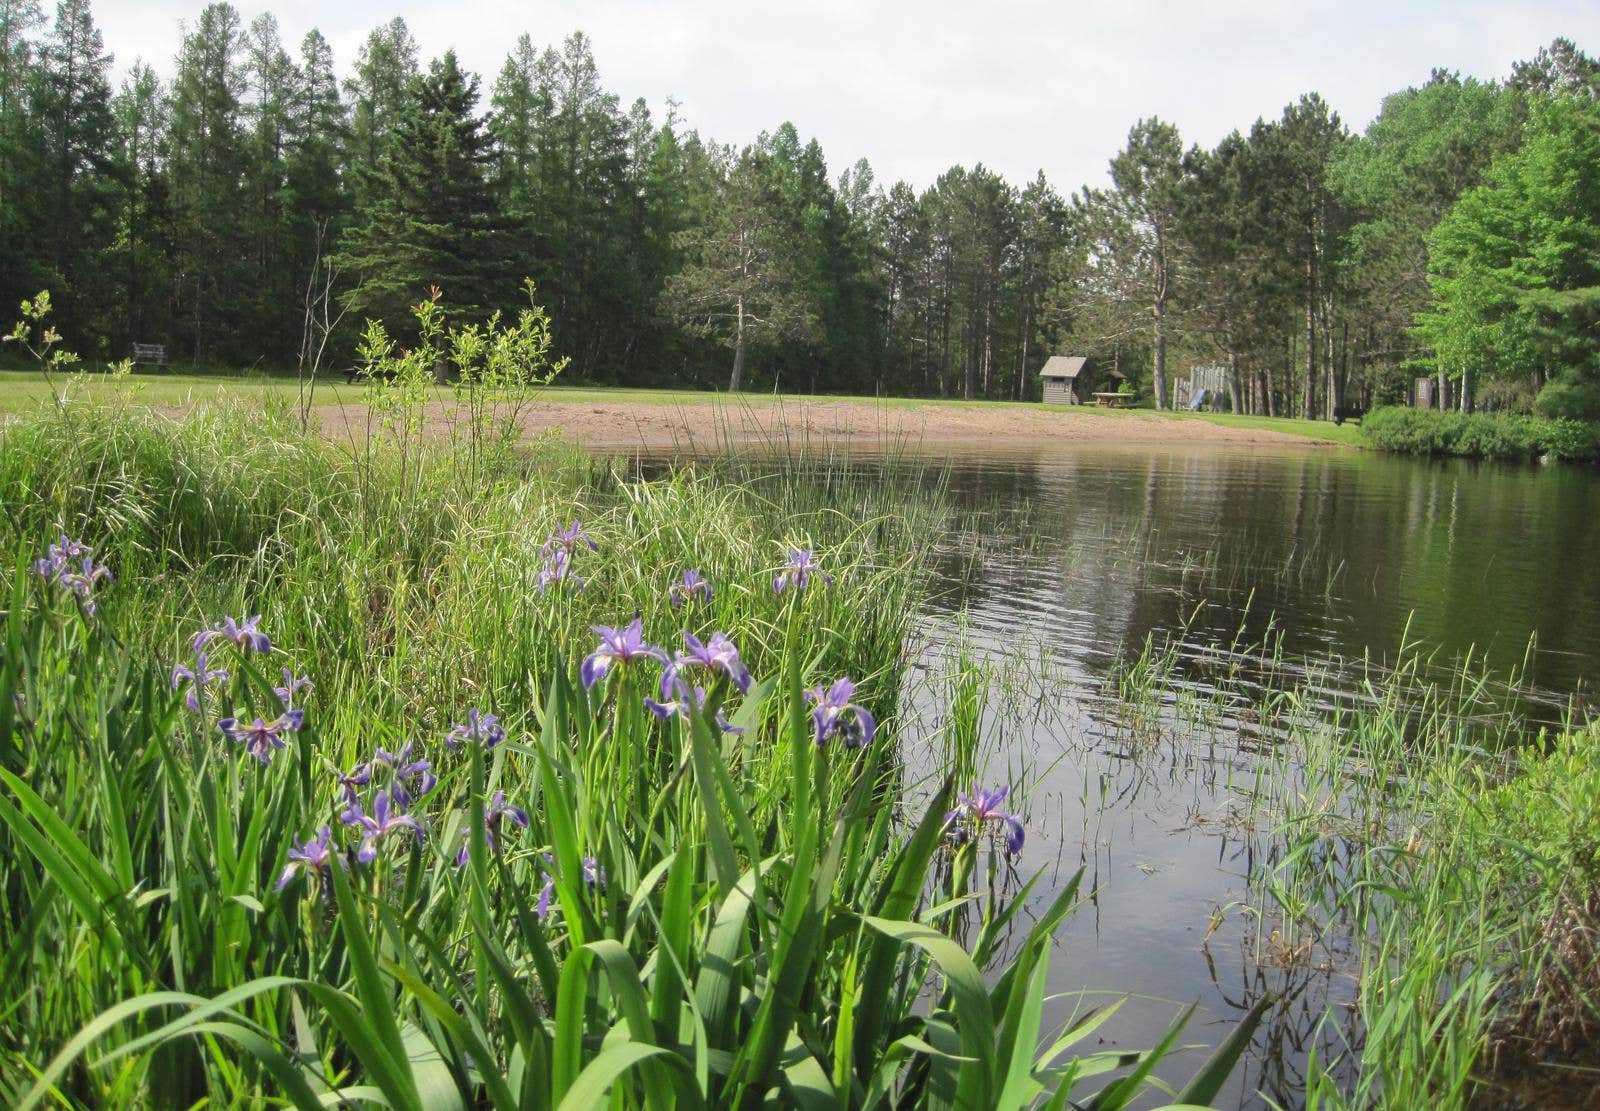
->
[901, 443, 1600, 1108]
[644, 438, 1600, 1106]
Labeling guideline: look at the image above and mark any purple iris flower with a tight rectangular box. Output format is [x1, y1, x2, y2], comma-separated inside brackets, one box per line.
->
[337, 760, 372, 807]
[807, 677, 876, 749]
[542, 521, 597, 558]
[944, 786, 1026, 856]
[349, 789, 425, 862]
[665, 631, 751, 696]
[774, 547, 834, 595]
[171, 649, 230, 712]
[580, 619, 668, 689]
[446, 708, 505, 751]
[275, 825, 336, 891]
[274, 669, 313, 706]
[219, 707, 305, 766]
[34, 533, 90, 575]
[644, 684, 745, 734]
[36, 536, 113, 614]
[193, 615, 271, 655]
[454, 790, 531, 866]
[535, 854, 606, 920]
[536, 547, 585, 593]
[372, 741, 437, 806]
[669, 569, 713, 608]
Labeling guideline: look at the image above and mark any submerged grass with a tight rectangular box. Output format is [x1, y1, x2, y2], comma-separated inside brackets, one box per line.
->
[0, 399, 1257, 1108]
[1086, 614, 1600, 1110]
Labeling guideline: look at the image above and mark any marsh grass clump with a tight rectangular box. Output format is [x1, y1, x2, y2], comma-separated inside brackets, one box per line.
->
[0, 398, 1259, 1108]
[1469, 729, 1600, 1061]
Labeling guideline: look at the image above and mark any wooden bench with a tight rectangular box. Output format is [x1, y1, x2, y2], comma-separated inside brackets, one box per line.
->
[131, 343, 168, 370]
[1091, 392, 1134, 408]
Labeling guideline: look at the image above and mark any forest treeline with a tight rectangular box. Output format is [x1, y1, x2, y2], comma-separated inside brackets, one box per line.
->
[2, 1, 1598, 416]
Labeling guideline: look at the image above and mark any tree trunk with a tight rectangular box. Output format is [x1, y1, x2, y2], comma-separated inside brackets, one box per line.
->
[972, 302, 985, 401]
[1016, 306, 1031, 401]
[729, 297, 745, 392]
[1227, 350, 1243, 414]
[1436, 366, 1449, 411]
[1325, 308, 1340, 419]
[1152, 317, 1168, 410]
[1460, 366, 1473, 414]
[1303, 252, 1317, 419]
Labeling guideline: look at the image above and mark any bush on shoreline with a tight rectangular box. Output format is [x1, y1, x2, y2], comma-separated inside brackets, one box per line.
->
[1361, 405, 1600, 462]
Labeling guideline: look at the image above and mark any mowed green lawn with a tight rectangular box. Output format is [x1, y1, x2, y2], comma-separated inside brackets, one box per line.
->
[0, 368, 1364, 445]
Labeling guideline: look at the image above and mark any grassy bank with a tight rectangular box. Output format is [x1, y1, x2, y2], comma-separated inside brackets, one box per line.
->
[0, 400, 1255, 1108]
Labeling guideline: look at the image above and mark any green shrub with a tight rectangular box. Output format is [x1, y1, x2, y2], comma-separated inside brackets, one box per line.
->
[1362, 405, 1600, 462]
[1536, 372, 1600, 422]
[1537, 418, 1600, 461]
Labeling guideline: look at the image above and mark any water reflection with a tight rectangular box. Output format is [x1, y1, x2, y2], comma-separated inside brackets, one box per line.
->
[635, 440, 1599, 1107]
[925, 445, 1599, 705]
[907, 444, 1598, 1108]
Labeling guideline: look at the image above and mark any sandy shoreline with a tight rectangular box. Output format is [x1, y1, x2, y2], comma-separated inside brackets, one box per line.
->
[315, 396, 1345, 455]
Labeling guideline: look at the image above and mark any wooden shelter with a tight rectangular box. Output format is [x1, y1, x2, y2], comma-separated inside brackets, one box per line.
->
[1040, 355, 1089, 404]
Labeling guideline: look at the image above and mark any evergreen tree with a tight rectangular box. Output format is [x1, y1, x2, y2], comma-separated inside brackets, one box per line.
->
[241, 11, 296, 354]
[1251, 95, 1349, 417]
[1013, 172, 1067, 400]
[487, 33, 546, 210]
[29, 0, 115, 341]
[167, 1, 247, 362]
[284, 27, 347, 232]
[1510, 36, 1600, 99]
[1107, 118, 1184, 409]
[0, 0, 44, 314]
[876, 179, 923, 393]
[109, 60, 169, 352]
[344, 16, 416, 201]
[1057, 120, 1186, 408]
[663, 149, 816, 391]
[339, 50, 509, 328]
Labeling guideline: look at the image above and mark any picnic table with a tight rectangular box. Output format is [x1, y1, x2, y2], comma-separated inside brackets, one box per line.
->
[1091, 392, 1134, 409]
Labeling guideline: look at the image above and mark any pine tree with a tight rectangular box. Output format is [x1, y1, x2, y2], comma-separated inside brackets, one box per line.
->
[1013, 172, 1067, 400]
[109, 60, 169, 352]
[241, 11, 296, 355]
[1105, 118, 1185, 409]
[0, 0, 45, 312]
[1252, 95, 1349, 417]
[168, 1, 247, 362]
[39, 0, 118, 340]
[284, 28, 346, 232]
[344, 16, 416, 203]
[338, 50, 509, 329]
[663, 149, 816, 391]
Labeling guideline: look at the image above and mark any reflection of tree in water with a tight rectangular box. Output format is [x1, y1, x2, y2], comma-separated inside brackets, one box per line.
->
[920, 448, 1598, 720]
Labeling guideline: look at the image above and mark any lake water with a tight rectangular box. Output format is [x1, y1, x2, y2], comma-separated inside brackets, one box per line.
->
[643, 437, 1600, 1106]
[902, 444, 1600, 1108]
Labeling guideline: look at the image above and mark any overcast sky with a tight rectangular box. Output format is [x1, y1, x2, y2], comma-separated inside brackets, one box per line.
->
[96, 0, 1600, 195]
